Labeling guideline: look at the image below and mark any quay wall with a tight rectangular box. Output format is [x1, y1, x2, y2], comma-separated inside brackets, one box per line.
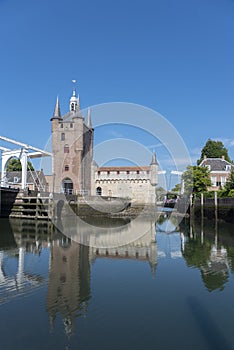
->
[192, 197, 234, 223]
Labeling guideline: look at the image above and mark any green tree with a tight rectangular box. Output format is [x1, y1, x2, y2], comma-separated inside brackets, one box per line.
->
[197, 139, 232, 164]
[6, 158, 34, 171]
[223, 169, 234, 195]
[171, 183, 181, 193]
[182, 165, 212, 194]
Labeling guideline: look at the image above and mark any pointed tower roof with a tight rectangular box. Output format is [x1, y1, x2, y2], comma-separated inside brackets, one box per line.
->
[52, 96, 62, 119]
[150, 151, 158, 165]
[87, 108, 92, 128]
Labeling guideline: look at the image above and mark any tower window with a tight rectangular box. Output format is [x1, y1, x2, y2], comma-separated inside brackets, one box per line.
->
[96, 187, 102, 196]
[60, 123, 63, 128]
[61, 133, 65, 141]
[70, 123, 73, 128]
[64, 144, 69, 153]
[65, 165, 69, 171]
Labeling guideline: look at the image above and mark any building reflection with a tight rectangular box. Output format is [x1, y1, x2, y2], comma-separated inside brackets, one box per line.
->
[181, 219, 230, 292]
[0, 216, 157, 337]
[46, 237, 91, 336]
[0, 219, 50, 305]
[46, 216, 158, 336]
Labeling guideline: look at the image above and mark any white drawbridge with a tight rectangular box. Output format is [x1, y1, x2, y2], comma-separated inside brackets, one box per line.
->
[0, 135, 51, 190]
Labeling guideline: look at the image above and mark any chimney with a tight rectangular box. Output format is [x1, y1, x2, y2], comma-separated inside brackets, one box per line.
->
[222, 155, 225, 160]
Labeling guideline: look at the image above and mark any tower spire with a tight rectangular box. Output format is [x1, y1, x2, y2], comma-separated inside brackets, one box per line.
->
[150, 151, 158, 165]
[70, 80, 80, 112]
[87, 108, 92, 128]
[53, 96, 61, 119]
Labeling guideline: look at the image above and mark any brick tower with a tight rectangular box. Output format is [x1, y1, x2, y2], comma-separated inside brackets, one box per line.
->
[51, 87, 93, 195]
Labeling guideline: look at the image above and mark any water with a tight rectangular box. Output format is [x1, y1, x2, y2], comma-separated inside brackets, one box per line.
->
[0, 215, 234, 350]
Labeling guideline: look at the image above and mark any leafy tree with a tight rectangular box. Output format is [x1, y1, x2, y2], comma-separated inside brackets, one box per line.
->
[171, 183, 181, 193]
[155, 186, 167, 201]
[197, 139, 232, 164]
[182, 165, 212, 194]
[219, 169, 234, 197]
[6, 158, 34, 172]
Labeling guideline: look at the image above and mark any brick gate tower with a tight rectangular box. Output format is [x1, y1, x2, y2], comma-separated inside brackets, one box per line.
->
[51, 87, 93, 195]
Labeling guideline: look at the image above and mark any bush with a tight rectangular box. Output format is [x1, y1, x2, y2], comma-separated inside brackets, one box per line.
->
[227, 189, 234, 198]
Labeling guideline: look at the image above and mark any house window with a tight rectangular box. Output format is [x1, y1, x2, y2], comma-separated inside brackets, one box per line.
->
[221, 176, 226, 186]
[65, 165, 69, 171]
[64, 144, 69, 153]
[61, 133, 65, 141]
[211, 176, 217, 186]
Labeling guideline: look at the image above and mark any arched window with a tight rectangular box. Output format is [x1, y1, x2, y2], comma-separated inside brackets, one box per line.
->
[96, 187, 102, 196]
[65, 165, 69, 171]
[61, 133, 65, 141]
[64, 144, 69, 153]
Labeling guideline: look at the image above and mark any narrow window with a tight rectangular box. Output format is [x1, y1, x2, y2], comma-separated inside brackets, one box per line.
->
[61, 132, 65, 141]
[65, 165, 69, 171]
[60, 123, 63, 128]
[96, 187, 102, 196]
[70, 123, 73, 128]
[64, 144, 69, 153]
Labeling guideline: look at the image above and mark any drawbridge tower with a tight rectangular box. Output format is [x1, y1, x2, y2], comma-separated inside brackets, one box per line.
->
[51, 85, 93, 195]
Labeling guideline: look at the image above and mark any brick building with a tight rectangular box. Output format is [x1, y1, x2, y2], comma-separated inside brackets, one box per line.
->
[200, 156, 233, 190]
[50, 89, 158, 203]
[51, 89, 93, 195]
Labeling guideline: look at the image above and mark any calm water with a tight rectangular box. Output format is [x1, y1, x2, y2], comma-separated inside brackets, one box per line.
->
[0, 214, 234, 350]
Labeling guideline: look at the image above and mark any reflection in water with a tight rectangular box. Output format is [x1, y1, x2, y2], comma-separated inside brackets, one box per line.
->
[0, 215, 234, 348]
[0, 219, 50, 304]
[0, 216, 158, 338]
[181, 219, 231, 292]
[47, 238, 91, 336]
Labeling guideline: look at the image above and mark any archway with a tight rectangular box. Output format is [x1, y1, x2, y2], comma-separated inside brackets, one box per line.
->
[62, 178, 74, 195]
[96, 186, 102, 196]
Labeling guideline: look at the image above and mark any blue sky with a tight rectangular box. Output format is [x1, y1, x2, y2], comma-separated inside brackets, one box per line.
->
[0, 0, 234, 179]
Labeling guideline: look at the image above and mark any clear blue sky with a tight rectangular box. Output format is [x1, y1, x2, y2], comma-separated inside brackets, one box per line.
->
[0, 0, 234, 173]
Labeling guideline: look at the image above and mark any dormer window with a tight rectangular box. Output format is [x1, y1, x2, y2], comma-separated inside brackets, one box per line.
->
[206, 165, 211, 171]
[226, 165, 231, 171]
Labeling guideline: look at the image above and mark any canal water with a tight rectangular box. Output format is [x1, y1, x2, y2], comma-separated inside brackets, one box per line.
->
[0, 214, 234, 350]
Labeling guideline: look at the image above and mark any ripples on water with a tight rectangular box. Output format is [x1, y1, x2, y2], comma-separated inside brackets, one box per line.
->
[0, 216, 234, 350]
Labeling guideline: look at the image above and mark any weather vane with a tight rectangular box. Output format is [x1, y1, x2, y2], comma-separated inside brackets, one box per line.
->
[72, 79, 77, 96]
